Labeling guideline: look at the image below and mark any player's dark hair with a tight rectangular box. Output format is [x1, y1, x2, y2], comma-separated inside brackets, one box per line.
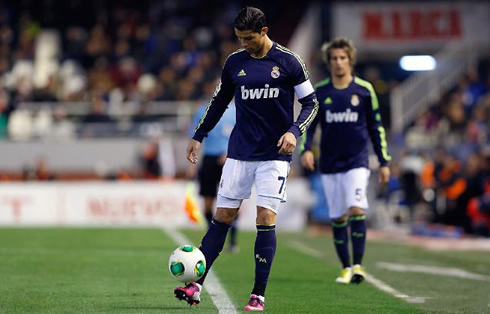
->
[321, 37, 357, 69]
[234, 7, 267, 33]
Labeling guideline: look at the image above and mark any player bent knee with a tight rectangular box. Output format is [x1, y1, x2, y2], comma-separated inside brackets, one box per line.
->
[348, 206, 365, 217]
[256, 196, 280, 225]
[256, 207, 276, 225]
[332, 214, 348, 224]
[214, 207, 239, 225]
[257, 195, 281, 214]
[214, 195, 241, 224]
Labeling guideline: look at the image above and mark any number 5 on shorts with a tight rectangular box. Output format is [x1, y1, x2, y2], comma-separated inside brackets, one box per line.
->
[278, 176, 286, 194]
[355, 188, 362, 201]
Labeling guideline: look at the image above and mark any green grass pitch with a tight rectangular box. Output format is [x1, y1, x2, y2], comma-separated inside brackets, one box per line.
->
[0, 227, 488, 313]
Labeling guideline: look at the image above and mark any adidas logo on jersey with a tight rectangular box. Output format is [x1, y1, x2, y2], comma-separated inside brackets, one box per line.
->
[326, 109, 359, 123]
[241, 85, 279, 100]
[238, 69, 246, 76]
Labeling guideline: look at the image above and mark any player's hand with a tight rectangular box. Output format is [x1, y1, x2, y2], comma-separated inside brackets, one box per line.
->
[186, 139, 201, 164]
[301, 151, 315, 171]
[378, 166, 390, 184]
[277, 132, 296, 155]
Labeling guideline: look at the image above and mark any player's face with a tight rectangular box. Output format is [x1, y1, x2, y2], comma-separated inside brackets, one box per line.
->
[329, 48, 352, 78]
[234, 28, 266, 56]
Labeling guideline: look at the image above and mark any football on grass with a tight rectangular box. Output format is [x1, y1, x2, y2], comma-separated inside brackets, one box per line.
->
[168, 245, 206, 283]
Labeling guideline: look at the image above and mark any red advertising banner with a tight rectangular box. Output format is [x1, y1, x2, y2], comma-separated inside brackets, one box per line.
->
[333, 2, 489, 52]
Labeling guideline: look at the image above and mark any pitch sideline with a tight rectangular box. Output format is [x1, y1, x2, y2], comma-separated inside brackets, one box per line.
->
[289, 241, 428, 304]
[161, 227, 238, 314]
[377, 262, 490, 282]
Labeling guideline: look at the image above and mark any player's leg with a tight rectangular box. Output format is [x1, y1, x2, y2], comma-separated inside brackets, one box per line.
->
[244, 204, 277, 312]
[332, 215, 352, 283]
[244, 160, 288, 311]
[174, 206, 238, 305]
[321, 174, 352, 283]
[175, 158, 254, 306]
[349, 207, 367, 284]
[199, 157, 250, 282]
[198, 206, 239, 284]
[344, 167, 370, 284]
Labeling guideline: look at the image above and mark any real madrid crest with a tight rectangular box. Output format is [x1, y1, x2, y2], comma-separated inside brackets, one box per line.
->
[351, 94, 360, 106]
[271, 66, 280, 79]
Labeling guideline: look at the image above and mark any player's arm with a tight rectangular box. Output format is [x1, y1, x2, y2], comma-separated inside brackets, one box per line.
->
[289, 82, 319, 139]
[299, 111, 319, 171]
[192, 70, 235, 143]
[277, 87, 318, 155]
[364, 83, 391, 183]
[187, 64, 235, 163]
[186, 107, 205, 167]
[278, 55, 319, 154]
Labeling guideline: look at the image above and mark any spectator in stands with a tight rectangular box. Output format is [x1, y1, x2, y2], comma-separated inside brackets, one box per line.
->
[455, 152, 487, 233]
[399, 151, 424, 222]
[87, 57, 115, 96]
[46, 105, 76, 140]
[459, 66, 486, 114]
[436, 153, 467, 226]
[466, 103, 488, 144]
[0, 89, 11, 138]
[466, 152, 490, 236]
[140, 141, 162, 180]
[79, 96, 113, 137]
[33, 75, 59, 102]
[22, 157, 55, 181]
[437, 93, 467, 147]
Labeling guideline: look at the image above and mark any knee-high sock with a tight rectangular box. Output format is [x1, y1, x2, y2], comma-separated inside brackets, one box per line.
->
[349, 215, 366, 265]
[332, 220, 350, 268]
[196, 218, 230, 285]
[251, 224, 276, 297]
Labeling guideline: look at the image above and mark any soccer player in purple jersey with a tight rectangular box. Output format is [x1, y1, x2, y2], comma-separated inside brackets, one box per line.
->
[301, 38, 391, 284]
[174, 6, 318, 311]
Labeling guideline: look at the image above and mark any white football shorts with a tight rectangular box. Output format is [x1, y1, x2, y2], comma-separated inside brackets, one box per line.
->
[320, 167, 371, 219]
[216, 158, 290, 212]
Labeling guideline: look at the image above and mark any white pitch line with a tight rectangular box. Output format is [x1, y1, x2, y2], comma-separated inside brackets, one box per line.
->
[289, 241, 427, 304]
[289, 241, 323, 259]
[377, 262, 490, 282]
[161, 227, 237, 314]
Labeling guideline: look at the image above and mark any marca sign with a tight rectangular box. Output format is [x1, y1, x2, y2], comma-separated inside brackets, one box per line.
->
[333, 2, 490, 51]
[363, 9, 461, 40]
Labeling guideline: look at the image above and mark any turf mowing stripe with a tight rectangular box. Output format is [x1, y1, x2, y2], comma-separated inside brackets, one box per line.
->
[377, 262, 490, 282]
[161, 227, 237, 314]
[289, 241, 427, 304]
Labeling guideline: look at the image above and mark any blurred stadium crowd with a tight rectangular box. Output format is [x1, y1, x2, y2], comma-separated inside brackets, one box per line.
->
[383, 64, 490, 237]
[0, 0, 488, 236]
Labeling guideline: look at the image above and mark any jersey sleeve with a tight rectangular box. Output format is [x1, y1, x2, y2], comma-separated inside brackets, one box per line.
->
[285, 52, 318, 138]
[299, 106, 319, 153]
[192, 61, 235, 142]
[288, 93, 319, 138]
[364, 83, 391, 166]
[287, 50, 310, 86]
[188, 105, 205, 138]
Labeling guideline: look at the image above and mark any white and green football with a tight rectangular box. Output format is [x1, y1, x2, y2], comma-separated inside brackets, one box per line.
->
[168, 245, 206, 283]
